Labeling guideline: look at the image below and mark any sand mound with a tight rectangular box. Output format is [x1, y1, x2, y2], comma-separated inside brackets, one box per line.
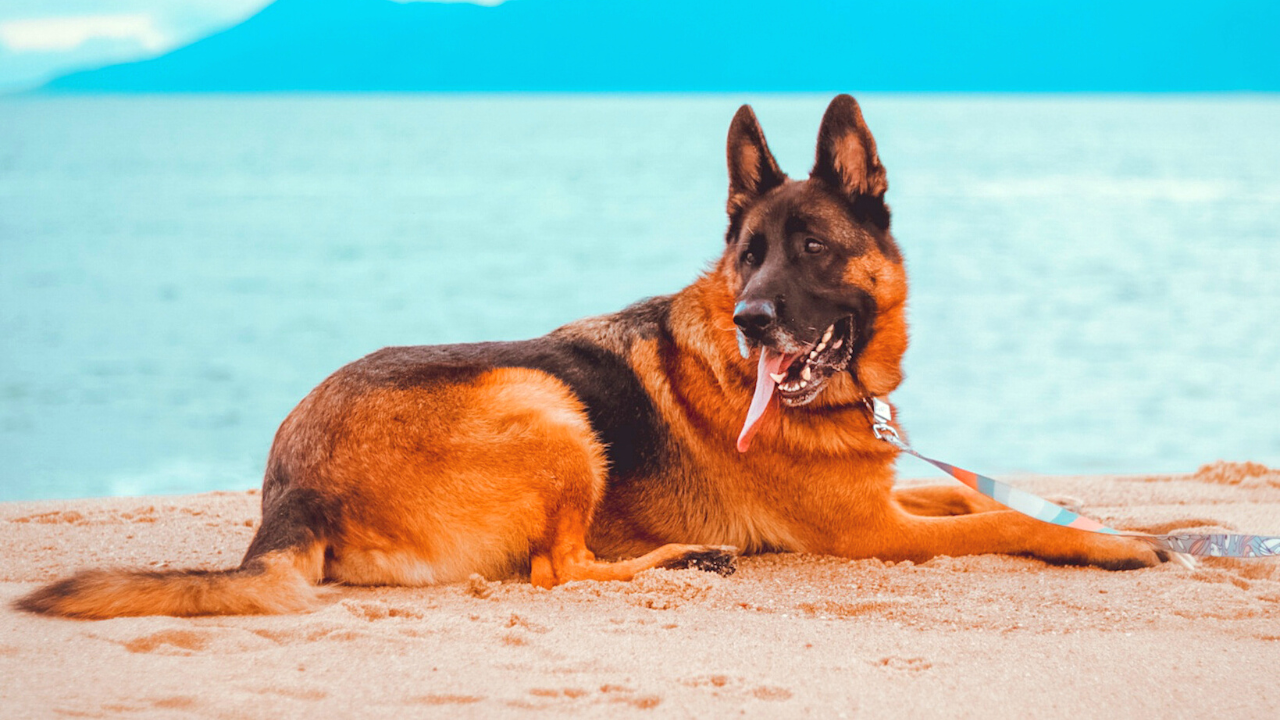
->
[1192, 460, 1280, 488]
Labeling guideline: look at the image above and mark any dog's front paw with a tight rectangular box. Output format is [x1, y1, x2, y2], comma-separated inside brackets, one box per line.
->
[1079, 535, 1165, 571]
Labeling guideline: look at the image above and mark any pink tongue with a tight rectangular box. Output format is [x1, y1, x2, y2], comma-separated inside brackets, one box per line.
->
[736, 349, 794, 453]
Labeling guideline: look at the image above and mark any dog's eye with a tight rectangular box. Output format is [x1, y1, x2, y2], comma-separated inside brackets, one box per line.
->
[804, 238, 826, 254]
[741, 233, 766, 267]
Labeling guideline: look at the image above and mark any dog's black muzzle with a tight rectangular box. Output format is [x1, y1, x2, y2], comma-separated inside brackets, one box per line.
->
[732, 298, 778, 342]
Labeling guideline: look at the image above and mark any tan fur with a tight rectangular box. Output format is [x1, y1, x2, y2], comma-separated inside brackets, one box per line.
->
[17, 95, 1160, 620]
[16, 548, 324, 619]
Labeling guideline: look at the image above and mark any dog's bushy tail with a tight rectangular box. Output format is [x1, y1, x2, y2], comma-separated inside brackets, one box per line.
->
[15, 488, 336, 619]
[13, 553, 322, 619]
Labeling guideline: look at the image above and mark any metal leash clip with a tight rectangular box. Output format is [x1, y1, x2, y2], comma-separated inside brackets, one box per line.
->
[865, 397, 901, 444]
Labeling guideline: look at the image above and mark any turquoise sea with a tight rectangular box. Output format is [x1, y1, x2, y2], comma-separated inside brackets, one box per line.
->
[1, 95, 1278, 501]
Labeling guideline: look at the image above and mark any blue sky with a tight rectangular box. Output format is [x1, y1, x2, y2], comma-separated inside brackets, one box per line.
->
[3, 1, 1275, 93]
[0, 1, 506, 90]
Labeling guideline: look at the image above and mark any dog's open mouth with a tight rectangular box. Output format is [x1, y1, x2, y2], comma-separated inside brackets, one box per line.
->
[736, 317, 856, 452]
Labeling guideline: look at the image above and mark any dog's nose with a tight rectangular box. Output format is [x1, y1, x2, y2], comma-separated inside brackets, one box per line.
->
[733, 299, 777, 338]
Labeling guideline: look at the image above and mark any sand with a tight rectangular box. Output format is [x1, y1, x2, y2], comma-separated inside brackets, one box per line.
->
[2, 461, 1279, 719]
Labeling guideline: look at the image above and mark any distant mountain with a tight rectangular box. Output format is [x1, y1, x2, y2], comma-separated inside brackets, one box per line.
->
[44, 0, 1280, 92]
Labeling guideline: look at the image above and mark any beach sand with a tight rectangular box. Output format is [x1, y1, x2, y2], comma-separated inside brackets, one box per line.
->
[2, 461, 1279, 718]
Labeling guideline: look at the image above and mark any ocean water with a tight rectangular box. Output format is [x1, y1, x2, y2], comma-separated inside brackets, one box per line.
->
[1, 95, 1278, 501]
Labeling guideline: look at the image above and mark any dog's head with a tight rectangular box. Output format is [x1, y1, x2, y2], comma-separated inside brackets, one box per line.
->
[721, 95, 908, 451]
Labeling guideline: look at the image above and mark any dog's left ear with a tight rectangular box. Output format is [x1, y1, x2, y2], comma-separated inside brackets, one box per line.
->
[726, 105, 786, 218]
[812, 94, 888, 200]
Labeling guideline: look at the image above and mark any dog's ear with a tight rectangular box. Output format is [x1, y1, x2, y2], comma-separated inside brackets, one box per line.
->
[726, 105, 786, 217]
[812, 94, 888, 200]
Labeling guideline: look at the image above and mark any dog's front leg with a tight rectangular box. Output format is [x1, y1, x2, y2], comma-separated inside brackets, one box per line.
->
[828, 504, 1163, 570]
[891, 484, 1007, 516]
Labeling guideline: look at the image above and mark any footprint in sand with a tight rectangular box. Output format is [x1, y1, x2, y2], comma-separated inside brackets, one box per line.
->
[98, 697, 198, 713]
[10, 510, 87, 525]
[750, 686, 794, 701]
[873, 655, 933, 672]
[1190, 568, 1253, 590]
[406, 694, 484, 706]
[611, 694, 663, 709]
[500, 632, 529, 646]
[251, 687, 329, 701]
[246, 625, 367, 645]
[303, 627, 367, 642]
[797, 599, 907, 620]
[121, 629, 210, 655]
[506, 687, 591, 710]
[1178, 558, 1280, 611]
[506, 685, 662, 710]
[340, 599, 425, 621]
[598, 686, 663, 710]
[682, 675, 792, 702]
[110, 628, 274, 656]
[120, 507, 159, 524]
[1133, 517, 1231, 536]
[504, 613, 548, 633]
[682, 674, 731, 689]
[251, 617, 423, 646]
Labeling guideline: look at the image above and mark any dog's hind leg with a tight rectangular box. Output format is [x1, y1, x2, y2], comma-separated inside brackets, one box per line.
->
[526, 454, 738, 587]
[531, 506, 736, 588]
[417, 368, 736, 588]
[531, 509, 736, 588]
[523, 413, 736, 587]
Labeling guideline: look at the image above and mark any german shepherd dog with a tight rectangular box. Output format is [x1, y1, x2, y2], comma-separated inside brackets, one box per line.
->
[19, 95, 1163, 619]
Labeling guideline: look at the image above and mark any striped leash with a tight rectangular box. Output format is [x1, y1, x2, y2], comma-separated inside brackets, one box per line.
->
[867, 398, 1280, 561]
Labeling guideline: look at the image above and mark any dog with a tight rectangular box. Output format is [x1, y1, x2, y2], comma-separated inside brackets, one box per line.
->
[18, 95, 1164, 619]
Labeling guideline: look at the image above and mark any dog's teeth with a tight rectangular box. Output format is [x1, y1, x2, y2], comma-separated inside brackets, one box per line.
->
[799, 380, 808, 388]
[768, 372, 787, 383]
[815, 342, 826, 353]
[832, 338, 843, 350]
[801, 366, 812, 381]
[809, 350, 818, 359]
[822, 325, 834, 343]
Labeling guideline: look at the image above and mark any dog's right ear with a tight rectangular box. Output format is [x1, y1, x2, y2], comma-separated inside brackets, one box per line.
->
[811, 94, 888, 200]
[726, 105, 786, 218]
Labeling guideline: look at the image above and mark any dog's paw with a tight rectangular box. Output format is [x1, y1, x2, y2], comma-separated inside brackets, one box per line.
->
[1079, 535, 1165, 571]
[1152, 547, 1198, 570]
[664, 545, 738, 577]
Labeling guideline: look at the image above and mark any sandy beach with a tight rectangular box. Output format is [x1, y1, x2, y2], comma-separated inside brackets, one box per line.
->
[3, 461, 1279, 718]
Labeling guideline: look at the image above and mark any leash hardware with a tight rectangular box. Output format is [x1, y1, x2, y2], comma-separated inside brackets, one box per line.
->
[872, 421, 899, 442]
[864, 397, 901, 443]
